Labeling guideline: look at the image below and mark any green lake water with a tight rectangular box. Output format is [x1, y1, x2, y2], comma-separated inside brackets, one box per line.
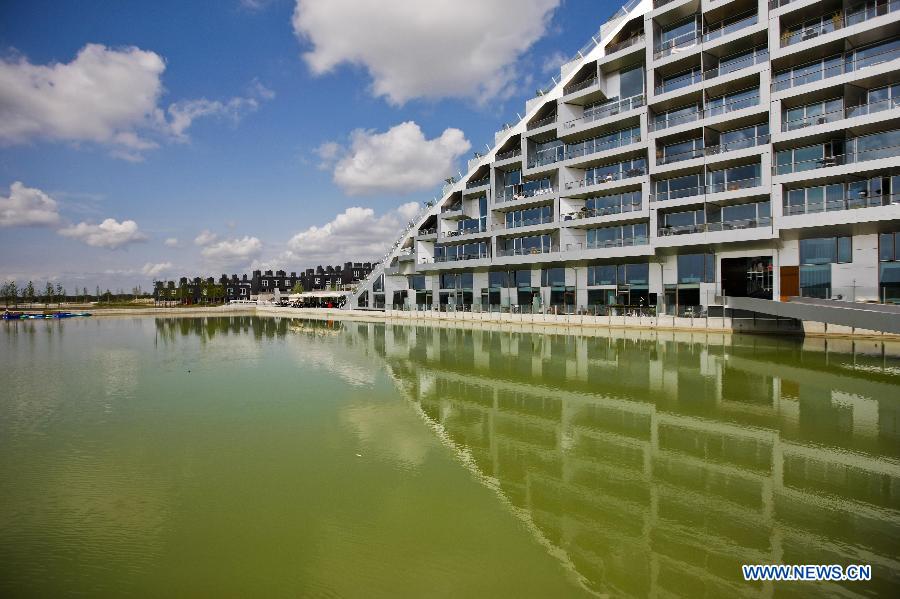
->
[1, 316, 898, 597]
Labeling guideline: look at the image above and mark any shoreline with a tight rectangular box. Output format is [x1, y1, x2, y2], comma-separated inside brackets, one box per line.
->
[7, 305, 898, 339]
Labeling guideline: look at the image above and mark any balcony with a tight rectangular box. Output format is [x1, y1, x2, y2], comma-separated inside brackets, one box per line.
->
[495, 148, 521, 161]
[565, 132, 641, 160]
[442, 223, 486, 238]
[784, 192, 900, 215]
[784, 96, 900, 131]
[772, 45, 900, 92]
[465, 177, 490, 189]
[652, 93, 761, 131]
[655, 30, 700, 60]
[527, 114, 557, 131]
[706, 176, 762, 193]
[561, 200, 642, 221]
[528, 145, 565, 169]
[493, 214, 555, 230]
[657, 145, 704, 165]
[497, 244, 558, 257]
[562, 95, 645, 130]
[655, 71, 703, 95]
[658, 216, 772, 236]
[431, 251, 490, 263]
[585, 236, 649, 249]
[564, 76, 599, 96]
[565, 167, 646, 190]
[704, 134, 770, 156]
[495, 185, 555, 204]
[702, 46, 768, 81]
[780, 1, 899, 48]
[605, 34, 645, 56]
[416, 227, 437, 237]
[702, 12, 758, 44]
[774, 144, 900, 175]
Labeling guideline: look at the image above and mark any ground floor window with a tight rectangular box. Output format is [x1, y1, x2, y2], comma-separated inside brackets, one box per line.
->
[879, 231, 900, 303]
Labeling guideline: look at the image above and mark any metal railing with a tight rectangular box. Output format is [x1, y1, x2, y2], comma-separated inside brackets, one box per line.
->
[651, 107, 700, 131]
[783, 192, 900, 215]
[417, 227, 436, 236]
[565, 133, 640, 160]
[527, 114, 557, 130]
[774, 143, 900, 175]
[846, 96, 900, 118]
[465, 177, 489, 189]
[441, 224, 487, 238]
[651, 184, 706, 202]
[563, 95, 645, 130]
[772, 45, 900, 92]
[565, 167, 646, 189]
[431, 251, 490, 263]
[528, 145, 565, 168]
[564, 76, 599, 96]
[561, 201, 642, 220]
[654, 30, 700, 59]
[441, 204, 463, 214]
[702, 94, 760, 119]
[657, 145, 704, 165]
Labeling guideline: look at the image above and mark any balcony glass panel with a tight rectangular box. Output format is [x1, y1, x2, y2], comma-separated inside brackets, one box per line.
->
[654, 174, 703, 201]
[706, 163, 761, 192]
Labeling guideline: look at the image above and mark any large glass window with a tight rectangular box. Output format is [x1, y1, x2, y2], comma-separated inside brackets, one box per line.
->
[488, 271, 512, 288]
[799, 237, 852, 265]
[654, 103, 701, 130]
[541, 268, 566, 287]
[880, 231, 900, 302]
[619, 63, 645, 98]
[707, 162, 761, 192]
[660, 137, 703, 163]
[783, 98, 843, 131]
[505, 205, 552, 228]
[515, 270, 532, 288]
[586, 223, 648, 248]
[718, 122, 768, 152]
[655, 173, 702, 200]
[503, 235, 552, 255]
[409, 275, 426, 290]
[705, 87, 759, 116]
[585, 157, 645, 184]
[677, 253, 715, 283]
[587, 262, 649, 287]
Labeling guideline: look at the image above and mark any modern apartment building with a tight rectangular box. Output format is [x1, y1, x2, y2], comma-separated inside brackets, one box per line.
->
[351, 0, 900, 315]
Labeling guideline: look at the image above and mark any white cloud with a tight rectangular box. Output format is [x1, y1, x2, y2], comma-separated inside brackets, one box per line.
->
[292, 0, 560, 105]
[200, 236, 263, 266]
[321, 121, 470, 196]
[58, 218, 148, 249]
[284, 201, 419, 264]
[0, 181, 61, 227]
[141, 262, 172, 277]
[163, 237, 180, 248]
[194, 229, 218, 246]
[0, 44, 272, 159]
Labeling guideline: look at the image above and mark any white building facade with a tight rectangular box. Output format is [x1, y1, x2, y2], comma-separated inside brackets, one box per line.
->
[352, 0, 900, 315]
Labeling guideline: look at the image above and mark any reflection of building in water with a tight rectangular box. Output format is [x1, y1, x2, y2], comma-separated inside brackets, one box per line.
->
[153, 316, 290, 344]
[343, 321, 900, 597]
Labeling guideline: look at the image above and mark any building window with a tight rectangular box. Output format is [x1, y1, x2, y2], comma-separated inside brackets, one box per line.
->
[488, 271, 512, 288]
[799, 236, 852, 298]
[372, 274, 384, 293]
[677, 253, 715, 284]
[879, 232, 900, 302]
[540, 268, 565, 287]
[409, 275, 426, 290]
[262, 280, 268, 287]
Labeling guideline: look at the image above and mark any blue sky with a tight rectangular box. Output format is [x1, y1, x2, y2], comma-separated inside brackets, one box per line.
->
[0, 0, 616, 292]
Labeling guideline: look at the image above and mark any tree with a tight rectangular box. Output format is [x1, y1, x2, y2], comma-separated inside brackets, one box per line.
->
[9, 281, 18, 307]
[24, 281, 36, 306]
[292, 282, 304, 294]
[1, 281, 11, 307]
[56, 283, 65, 307]
[44, 282, 54, 308]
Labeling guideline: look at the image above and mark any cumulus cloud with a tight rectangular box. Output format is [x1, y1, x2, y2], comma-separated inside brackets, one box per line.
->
[0, 181, 61, 227]
[194, 229, 218, 246]
[163, 237, 180, 248]
[58, 218, 148, 249]
[292, 0, 560, 105]
[284, 201, 419, 264]
[320, 122, 470, 196]
[141, 262, 172, 277]
[200, 236, 263, 266]
[0, 44, 272, 159]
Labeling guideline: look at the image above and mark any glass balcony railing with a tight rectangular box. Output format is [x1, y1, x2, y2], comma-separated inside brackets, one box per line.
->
[441, 204, 462, 213]
[658, 216, 772, 236]
[527, 114, 557, 130]
[784, 97, 900, 131]
[564, 76, 599, 96]
[649, 94, 760, 130]
[657, 145, 704, 165]
[702, 94, 760, 118]
[702, 47, 768, 80]
[442, 222, 486, 238]
[704, 134, 770, 155]
[772, 45, 900, 92]
[651, 185, 706, 202]
[565, 167, 646, 190]
[565, 133, 641, 160]
[846, 95, 900, 118]
[703, 12, 758, 43]
[465, 177, 489, 189]
[493, 215, 555, 230]
[528, 145, 565, 168]
[563, 95, 645, 129]
[561, 200, 642, 221]
[586, 235, 649, 249]
[497, 244, 559, 257]
[495, 148, 521, 161]
[655, 30, 700, 59]
[781, 1, 899, 48]
[605, 34, 645, 55]
[432, 251, 489, 263]
[417, 227, 436, 236]
[655, 71, 703, 95]
[774, 143, 900, 174]
[706, 176, 762, 193]
[495, 185, 555, 203]
[784, 192, 900, 215]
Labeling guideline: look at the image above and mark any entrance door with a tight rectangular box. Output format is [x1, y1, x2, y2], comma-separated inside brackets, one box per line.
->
[721, 256, 773, 299]
[780, 266, 799, 301]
